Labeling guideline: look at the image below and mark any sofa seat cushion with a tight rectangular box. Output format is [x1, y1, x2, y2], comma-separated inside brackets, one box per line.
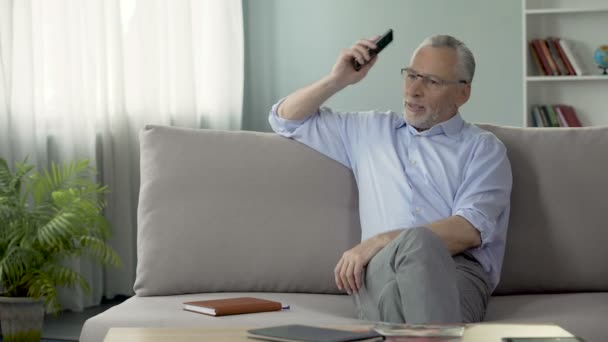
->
[486, 292, 608, 342]
[80, 292, 363, 342]
[82, 292, 608, 342]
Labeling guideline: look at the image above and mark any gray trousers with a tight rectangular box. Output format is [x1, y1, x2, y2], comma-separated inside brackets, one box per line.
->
[354, 227, 492, 324]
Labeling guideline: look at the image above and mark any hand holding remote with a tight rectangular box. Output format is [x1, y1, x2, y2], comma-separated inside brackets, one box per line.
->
[353, 29, 393, 71]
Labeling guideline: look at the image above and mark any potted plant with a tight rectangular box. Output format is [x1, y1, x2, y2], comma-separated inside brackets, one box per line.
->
[0, 157, 121, 342]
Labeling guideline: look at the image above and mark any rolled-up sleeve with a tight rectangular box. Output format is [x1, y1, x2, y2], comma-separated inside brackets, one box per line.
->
[268, 98, 361, 169]
[452, 134, 512, 247]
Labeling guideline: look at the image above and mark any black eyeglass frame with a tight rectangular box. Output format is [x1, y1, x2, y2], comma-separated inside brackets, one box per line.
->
[401, 67, 469, 86]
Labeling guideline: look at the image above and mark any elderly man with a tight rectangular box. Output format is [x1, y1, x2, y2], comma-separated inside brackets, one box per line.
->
[268, 34, 512, 324]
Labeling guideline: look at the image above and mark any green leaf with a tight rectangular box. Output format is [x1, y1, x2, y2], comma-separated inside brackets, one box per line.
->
[0, 156, 121, 310]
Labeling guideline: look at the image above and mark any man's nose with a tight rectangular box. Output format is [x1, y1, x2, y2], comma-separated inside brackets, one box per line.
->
[406, 78, 424, 97]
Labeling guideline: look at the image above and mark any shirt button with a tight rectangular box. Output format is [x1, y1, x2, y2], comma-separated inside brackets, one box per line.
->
[415, 207, 422, 213]
[410, 159, 417, 166]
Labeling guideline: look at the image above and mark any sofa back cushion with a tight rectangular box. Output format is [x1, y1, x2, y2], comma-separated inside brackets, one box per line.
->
[134, 125, 361, 296]
[135, 124, 608, 297]
[479, 125, 608, 295]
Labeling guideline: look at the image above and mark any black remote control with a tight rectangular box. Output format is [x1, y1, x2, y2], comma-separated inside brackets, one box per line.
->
[353, 29, 393, 71]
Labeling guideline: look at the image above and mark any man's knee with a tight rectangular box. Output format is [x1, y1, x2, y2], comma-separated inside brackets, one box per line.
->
[391, 226, 453, 272]
[367, 227, 444, 273]
[395, 226, 445, 252]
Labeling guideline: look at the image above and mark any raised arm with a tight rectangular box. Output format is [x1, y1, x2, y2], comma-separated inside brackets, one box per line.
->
[278, 37, 380, 121]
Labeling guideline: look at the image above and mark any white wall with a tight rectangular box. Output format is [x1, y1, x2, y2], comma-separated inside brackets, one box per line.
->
[243, 0, 523, 131]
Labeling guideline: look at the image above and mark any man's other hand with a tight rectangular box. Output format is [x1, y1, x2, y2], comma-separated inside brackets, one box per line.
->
[334, 237, 386, 295]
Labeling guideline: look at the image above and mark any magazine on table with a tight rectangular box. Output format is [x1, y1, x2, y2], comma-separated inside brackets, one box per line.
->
[373, 322, 464, 341]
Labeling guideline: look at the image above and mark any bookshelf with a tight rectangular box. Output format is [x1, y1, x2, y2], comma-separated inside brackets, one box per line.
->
[523, 0, 608, 127]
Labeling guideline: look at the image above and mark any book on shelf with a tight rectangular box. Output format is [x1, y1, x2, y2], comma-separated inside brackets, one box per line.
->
[538, 39, 561, 75]
[545, 105, 561, 127]
[549, 37, 577, 76]
[530, 105, 583, 127]
[532, 106, 543, 127]
[558, 39, 585, 76]
[557, 105, 582, 127]
[528, 38, 587, 76]
[538, 106, 551, 127]
[182, 297, 288, 316]
[547, 38, 570, 75]
[529, 42, 549, 76]
[554, 106, 569, 127]
[531, 39, 553, 76]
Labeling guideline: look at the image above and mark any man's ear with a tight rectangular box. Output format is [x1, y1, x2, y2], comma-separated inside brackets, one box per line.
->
[456, 84, 471, 107]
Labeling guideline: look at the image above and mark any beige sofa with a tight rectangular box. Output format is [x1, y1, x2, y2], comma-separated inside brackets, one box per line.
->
[80, 124, 608, 342]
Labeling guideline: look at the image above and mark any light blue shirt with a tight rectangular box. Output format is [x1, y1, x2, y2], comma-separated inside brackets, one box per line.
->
[268, 99, 512, 290]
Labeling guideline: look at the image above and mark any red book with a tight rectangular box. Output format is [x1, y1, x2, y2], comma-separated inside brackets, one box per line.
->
[529, 42, 549, 75]
[556, 105, 575, 127]
[532, 39, 554, 76]
[546, 38, 569, 75]
[539, 39, 560, 75]
[183, 297, 287, 316]
[565, 106, 582, 127]
[557, 105, 582, 127]
[551, 38, 577, 76]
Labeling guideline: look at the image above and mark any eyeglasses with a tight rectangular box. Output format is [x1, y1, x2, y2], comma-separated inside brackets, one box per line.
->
[401, 67, 468, 90]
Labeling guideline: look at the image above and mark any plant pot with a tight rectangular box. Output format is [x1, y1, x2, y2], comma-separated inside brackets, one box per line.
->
[0, 296, 44, 342]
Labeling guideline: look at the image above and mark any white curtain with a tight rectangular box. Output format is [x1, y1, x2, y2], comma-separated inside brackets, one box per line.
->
[0, 0, 244, 311]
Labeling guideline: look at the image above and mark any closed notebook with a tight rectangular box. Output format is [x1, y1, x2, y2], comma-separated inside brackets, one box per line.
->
[247, 325, 382, 342]
[183, 297, 286, 316]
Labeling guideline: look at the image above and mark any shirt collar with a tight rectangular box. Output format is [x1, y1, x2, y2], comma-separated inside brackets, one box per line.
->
[397, 113, 465, 140]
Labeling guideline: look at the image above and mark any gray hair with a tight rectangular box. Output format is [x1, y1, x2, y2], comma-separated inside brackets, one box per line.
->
[411, 35, 476, 83]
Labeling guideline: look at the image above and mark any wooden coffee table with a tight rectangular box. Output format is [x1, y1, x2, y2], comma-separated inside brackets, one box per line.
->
[104, 323, 575, 342]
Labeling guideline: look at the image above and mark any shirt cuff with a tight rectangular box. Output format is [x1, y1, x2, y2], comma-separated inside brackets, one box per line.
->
[268, 97, 318, 136]
[454, 208, 492, 248]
